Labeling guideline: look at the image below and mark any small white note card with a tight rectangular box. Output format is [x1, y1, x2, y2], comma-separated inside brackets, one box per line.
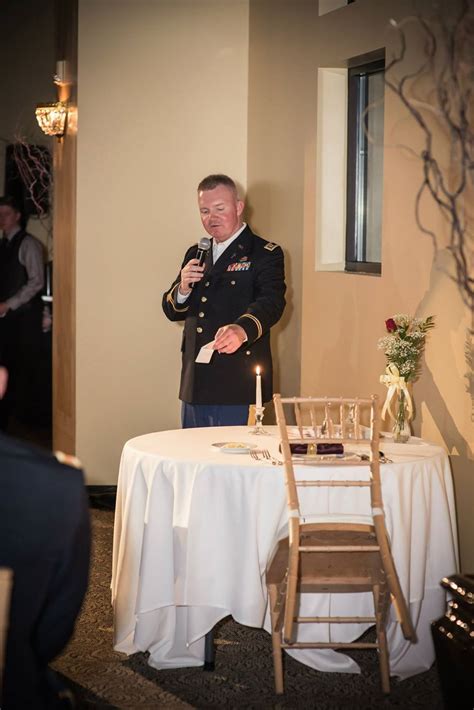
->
[195, 340, 215, 364]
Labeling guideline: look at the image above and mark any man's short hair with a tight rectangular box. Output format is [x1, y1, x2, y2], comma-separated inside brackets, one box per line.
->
[198, 174, 238, 196]
[0, 196, 22, 213]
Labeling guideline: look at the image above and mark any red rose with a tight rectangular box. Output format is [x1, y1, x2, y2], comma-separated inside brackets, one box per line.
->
[385, 318, 397, 332]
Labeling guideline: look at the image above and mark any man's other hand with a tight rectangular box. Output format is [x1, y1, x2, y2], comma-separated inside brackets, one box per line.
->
[213, 324, 246, 354]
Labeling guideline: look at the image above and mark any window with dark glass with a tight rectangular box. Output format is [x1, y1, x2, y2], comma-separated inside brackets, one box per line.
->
[345, 58, 385, 274]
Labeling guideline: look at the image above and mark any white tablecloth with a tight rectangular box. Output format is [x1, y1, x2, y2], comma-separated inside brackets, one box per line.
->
[111, 426, 458, 678]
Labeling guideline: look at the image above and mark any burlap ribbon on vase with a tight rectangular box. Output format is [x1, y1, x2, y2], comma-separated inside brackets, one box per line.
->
[380, 363, 413, 421]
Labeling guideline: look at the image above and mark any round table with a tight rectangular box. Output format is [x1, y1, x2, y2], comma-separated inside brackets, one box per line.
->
[112, 426, 458, 678]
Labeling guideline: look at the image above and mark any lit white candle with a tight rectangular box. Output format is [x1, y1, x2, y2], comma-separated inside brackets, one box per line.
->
[256, 366, 262, 409]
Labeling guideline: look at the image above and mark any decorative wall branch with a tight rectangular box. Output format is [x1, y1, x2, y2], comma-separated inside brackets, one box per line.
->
[11, 137, 52, 223]
[385, 0, 474, 316]
[385, 1, 474, 412]
[1, 134, 53, 255]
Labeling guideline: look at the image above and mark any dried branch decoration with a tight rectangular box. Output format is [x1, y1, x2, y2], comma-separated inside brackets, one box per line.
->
[11, 138, 52, 224]
[1, 134, 53, 256]
[384, 0, 474, 313]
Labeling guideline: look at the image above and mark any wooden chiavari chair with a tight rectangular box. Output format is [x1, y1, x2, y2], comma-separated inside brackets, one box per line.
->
[266, 394, 416, 694]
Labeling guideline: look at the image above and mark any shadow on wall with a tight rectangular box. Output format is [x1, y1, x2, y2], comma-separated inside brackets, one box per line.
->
[416, 360, 472, 571]
[243, 184, 296, 417]
[414, 249, 473, 458]
[464, 322, 474, 423]
[417, 362, 473, 462]
[271, 246, 294, 399]
[414, 249, 473, 571]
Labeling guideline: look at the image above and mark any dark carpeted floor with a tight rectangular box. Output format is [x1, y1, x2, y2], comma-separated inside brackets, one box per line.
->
[52, 509, 444, 709]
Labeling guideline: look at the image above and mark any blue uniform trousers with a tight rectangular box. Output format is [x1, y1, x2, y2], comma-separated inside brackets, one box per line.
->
[181, 402, 249, 428]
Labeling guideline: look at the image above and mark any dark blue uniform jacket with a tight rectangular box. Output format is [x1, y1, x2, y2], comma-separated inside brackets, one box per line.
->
[162, 226, 286, 405]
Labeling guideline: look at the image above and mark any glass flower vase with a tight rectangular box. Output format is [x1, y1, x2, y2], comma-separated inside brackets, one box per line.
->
[392, 389, 411, 443]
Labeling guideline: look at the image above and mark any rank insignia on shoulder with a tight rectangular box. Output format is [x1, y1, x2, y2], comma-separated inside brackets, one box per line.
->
[264, 242, 278, 251]
[55, 451, 82, 469]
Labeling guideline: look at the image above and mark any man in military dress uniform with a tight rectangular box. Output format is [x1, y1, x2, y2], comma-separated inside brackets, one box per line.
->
[162, 174, 286, 427]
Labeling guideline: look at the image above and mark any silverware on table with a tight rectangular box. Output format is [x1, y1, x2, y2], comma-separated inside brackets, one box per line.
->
[251, 450, 282, 465]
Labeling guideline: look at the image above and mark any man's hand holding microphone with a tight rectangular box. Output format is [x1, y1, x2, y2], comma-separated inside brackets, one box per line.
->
[179, 238, 210, 295]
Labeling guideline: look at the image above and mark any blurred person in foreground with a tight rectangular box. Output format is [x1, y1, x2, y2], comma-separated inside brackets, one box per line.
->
[0, 366, 90, 709]
[163, 174, 286, 427]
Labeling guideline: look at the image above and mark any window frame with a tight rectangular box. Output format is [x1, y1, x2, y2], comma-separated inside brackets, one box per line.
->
[345, 57, 385, 276]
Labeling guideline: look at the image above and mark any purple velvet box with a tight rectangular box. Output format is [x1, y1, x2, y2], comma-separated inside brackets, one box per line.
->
[287, 443, 344, 455]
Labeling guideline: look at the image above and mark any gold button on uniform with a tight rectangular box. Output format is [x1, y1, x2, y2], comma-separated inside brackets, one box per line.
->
[246, 351, 251, 356]
[201, 296, 207, 302]
[199, 312, 205, 318]
[230, 280, 236, 285]
[196, 327, 203, 333]
[204, 281, 210, 287]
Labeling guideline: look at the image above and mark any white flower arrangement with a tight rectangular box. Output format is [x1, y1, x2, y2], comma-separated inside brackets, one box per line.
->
[378, 314, 434, 383]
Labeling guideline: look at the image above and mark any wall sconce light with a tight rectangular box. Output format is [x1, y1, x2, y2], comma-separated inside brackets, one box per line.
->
[35, 101, 68, 138]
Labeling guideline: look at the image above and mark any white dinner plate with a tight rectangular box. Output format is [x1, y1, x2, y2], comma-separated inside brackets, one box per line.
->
[212, 441, 258, 454]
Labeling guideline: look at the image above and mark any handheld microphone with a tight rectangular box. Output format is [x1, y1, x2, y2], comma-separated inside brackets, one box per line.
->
[190, 237, 211, 289]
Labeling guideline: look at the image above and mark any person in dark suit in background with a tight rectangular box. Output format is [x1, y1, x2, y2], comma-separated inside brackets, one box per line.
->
[0, 197, 44, 430]
[0, 367, 90, 709]
[163, 174, 286, 427]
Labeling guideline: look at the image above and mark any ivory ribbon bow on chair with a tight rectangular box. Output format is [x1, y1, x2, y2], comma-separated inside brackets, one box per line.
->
[380, 364, 413, 421]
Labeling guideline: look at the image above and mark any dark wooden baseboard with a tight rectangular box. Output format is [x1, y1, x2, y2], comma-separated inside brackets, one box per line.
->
[87, 485, 117, 510]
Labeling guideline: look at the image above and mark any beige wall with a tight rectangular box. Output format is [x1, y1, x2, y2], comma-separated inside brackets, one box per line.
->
[76, 0, 249, 483]
[247, 0, 316, 404]
[248, 0, 473, 570]
[308, 0, 473, 570]
[76, 0, 472, 569]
